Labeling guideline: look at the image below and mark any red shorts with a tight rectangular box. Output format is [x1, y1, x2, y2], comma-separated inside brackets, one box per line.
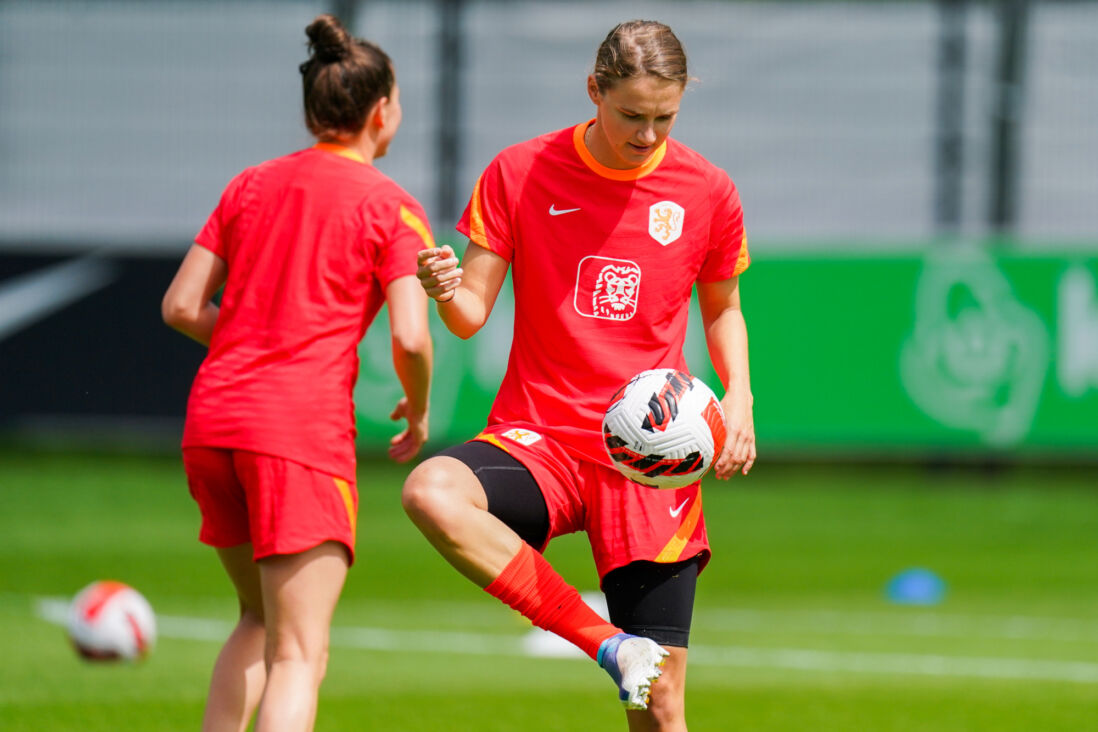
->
[182, 447, 358, 564]
[473, 425, 711, 581]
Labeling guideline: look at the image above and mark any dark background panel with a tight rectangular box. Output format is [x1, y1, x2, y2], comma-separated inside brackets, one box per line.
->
[0, 253, 204, 426]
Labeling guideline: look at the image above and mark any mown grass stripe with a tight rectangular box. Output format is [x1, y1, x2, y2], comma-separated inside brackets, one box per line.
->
[35, 596, 1098, 684]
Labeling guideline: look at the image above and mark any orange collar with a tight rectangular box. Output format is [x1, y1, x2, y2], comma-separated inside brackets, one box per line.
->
[572, 119, 666, 181]
[313, 142, 367, 164]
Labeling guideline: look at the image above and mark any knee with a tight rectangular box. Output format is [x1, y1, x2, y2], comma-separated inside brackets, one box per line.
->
[265, 629, 330, 672]
[239, 600, 265, 627]
[401, 458, 469, 530]
[644, 670, 686, 729]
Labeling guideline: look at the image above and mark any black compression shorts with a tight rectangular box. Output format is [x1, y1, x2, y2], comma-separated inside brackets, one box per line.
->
[435, 440, 698, 647]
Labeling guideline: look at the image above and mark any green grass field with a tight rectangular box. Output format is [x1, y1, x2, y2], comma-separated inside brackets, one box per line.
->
[2, 449, 1096, 730]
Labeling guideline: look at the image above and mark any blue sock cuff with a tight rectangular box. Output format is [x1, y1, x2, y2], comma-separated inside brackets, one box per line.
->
[597, 632, 627, 668]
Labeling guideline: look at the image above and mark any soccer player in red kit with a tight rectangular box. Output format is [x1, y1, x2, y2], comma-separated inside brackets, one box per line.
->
[404, 20, 755, 731]
[162, 15, 433, 732]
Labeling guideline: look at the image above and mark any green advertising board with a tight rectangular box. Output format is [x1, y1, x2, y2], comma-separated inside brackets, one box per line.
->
[355, 245, 1098, 459]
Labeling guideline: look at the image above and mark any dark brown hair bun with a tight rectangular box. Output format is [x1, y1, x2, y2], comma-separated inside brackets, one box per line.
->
[299, 14, 394, 138]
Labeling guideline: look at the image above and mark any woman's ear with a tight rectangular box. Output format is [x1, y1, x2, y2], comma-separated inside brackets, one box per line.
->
[369, 97, 390, 131]
[586, 75, 602, 105]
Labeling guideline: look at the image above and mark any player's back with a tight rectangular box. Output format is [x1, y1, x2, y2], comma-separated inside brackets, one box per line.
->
[184, 146, 406, 477]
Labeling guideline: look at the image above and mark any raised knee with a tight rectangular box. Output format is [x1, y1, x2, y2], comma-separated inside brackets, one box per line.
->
[401, 458, 467, 526]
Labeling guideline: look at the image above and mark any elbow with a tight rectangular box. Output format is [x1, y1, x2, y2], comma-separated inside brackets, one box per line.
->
[161, 294, 196, 331]
[442, 313, 487, 341]
[391, 328, 433, 358]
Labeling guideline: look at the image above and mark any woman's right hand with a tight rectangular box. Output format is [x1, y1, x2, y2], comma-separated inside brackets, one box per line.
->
[417, 246, 463, 302]
[388, 397, 428, 463]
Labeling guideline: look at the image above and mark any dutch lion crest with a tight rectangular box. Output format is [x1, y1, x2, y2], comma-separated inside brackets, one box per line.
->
[649, 201, 685, 245]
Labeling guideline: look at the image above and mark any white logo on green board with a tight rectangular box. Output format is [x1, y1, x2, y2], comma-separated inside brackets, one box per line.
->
[1058, 264, 1098, 398]
[900, 251, 1049, 446]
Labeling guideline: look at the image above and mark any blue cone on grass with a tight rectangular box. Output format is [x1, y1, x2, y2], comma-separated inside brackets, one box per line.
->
[886, 568, 946, 605]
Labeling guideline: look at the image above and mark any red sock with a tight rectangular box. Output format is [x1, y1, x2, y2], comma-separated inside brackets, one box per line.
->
[484, 543, 620, 660]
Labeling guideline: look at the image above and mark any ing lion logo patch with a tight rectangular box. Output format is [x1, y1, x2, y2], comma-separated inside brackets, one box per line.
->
[649, 201, 685, 245]
[574, 256, 641, 321]
[593, 266, 640, 319]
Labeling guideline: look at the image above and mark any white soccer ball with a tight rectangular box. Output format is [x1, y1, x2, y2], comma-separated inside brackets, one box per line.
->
[67, 580, 157, 661]
[602, 368, 727, 489]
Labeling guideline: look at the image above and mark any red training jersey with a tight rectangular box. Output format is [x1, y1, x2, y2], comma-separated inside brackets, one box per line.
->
[457, 121, 749, 466]
[183, 144, 434, 480]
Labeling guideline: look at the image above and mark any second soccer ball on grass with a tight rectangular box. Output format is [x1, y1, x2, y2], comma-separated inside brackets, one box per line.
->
[67, 580, 157, 662]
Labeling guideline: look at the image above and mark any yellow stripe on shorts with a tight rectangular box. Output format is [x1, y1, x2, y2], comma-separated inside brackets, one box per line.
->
[472, 431, 510, 454]
[333, 477, 357, 540]
[655, 493, 703, 563]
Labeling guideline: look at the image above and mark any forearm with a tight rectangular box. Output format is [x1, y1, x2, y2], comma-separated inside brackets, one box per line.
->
[164, 301, 219, 347]
[392, 338, 432, 418]
[435, 287, 491, 340]
[703, 299, 757, 477]
[162, 244, 227, 348]
[704, 307, 753, 408]
[418, 244, 507, 339]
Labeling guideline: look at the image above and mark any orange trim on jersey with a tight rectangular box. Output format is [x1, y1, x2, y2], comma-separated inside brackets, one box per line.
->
[400, 205, 436, 249]
[655, 491, 703, 562]
[466, 173, 490, 250]
[572, 120, 666, 181]
[313, 142, 367, 164]
[733, 233, 751, 276]
[333, 477, 357, 540]
[473, 432, 510, 453]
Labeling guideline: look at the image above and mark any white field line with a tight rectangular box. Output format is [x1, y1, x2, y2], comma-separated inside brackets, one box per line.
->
[694, 607, 1098, 644]
[689, 646, 1098, 684]
[34, 597, 1098, 684]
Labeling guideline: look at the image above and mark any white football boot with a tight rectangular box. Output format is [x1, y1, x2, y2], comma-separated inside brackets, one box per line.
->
[596, 633, 669, 710]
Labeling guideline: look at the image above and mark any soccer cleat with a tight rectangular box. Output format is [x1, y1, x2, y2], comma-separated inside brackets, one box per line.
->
[596, 633, 669, 710]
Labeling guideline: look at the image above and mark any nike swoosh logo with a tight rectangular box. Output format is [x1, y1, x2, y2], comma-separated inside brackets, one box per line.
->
[0, 257, 117, 341]
[549, 205, 581, 216]
[669, 498, 691, 518]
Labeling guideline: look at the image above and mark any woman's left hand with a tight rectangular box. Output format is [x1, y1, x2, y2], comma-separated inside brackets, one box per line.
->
[713, 393, 755, 479]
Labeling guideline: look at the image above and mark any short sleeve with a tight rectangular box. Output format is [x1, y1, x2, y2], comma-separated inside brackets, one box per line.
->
[194, 168, 254, 260]
[375, 193, 435, 289]
[456, 155, 516, 262]
[697, 171, 750, 282]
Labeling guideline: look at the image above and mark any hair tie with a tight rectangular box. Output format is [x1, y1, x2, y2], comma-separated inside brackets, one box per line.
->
[317, 43, 348, 63]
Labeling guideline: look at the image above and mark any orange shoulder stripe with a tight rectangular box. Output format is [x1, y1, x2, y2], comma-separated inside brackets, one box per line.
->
[733, 233, 751, 276]
[400, 205, 435, 249]
[467, 173, 490, 249]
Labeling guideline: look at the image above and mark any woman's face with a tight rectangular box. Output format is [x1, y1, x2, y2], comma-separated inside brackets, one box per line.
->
[586, 74, 683, 170]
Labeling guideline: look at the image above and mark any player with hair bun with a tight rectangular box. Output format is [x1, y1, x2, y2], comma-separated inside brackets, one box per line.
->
[163, 14, 433, 732]
[404, 19, 755, 730]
